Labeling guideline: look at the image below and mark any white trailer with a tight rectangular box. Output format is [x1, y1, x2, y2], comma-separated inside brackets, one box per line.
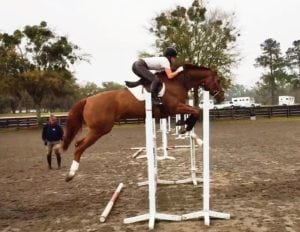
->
[231, 97, 256, 108]
[213, 101, 234, 109]
[278, 96, 295, 106]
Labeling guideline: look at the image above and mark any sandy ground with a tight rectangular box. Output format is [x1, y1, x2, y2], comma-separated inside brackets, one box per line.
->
[0, 118, 300, 232]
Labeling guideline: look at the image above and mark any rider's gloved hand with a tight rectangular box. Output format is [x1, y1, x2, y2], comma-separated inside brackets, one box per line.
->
[176, 66, 184, 73]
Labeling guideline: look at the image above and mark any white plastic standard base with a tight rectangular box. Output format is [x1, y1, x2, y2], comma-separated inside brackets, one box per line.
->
[137, 176, 203, 187]
[173, 176, 202, 186]
[156, 154, 176, 160]
[124, 213, 182, 230]
[182, 210, 230, 226]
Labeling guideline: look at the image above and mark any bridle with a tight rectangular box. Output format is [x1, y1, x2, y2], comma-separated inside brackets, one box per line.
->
[180, 68, 224, 99]
[212, 89, 224, 98]
[198, 75, 224, 98]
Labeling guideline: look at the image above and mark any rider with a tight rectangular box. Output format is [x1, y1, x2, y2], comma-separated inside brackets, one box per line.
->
[126, 47, 184, 106]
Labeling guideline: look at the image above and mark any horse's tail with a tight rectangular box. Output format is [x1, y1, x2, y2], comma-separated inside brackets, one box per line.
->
[62, 99, 87, 151]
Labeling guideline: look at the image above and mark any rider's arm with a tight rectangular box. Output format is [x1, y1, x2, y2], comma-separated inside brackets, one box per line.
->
[164, 66, 184, 79]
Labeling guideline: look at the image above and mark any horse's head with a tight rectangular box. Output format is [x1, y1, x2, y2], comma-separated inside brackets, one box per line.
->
[182, 64, 225, 103]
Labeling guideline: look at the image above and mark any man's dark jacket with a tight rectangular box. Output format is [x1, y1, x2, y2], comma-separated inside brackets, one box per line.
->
[42, 123, 64, 142]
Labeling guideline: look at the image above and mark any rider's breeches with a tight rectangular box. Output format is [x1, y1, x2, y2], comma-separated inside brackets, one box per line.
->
[132, 59, 156, 83]
[132, 59, 161, 94]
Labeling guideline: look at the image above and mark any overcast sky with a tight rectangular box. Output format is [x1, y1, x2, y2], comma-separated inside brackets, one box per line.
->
[1, 0, 300, 88]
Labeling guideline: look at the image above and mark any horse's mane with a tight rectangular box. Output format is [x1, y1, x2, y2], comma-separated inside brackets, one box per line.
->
[183, 63, 211, 71]
[157, 63, 214, 86]
[157, 64, 211, 77]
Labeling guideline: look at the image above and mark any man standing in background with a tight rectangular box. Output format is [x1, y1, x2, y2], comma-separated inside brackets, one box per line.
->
[42, 115, 64, 170]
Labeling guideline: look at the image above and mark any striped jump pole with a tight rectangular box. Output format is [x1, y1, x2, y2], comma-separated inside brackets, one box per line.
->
[182, 90, 230, 225]
[100, 183, 124, 223]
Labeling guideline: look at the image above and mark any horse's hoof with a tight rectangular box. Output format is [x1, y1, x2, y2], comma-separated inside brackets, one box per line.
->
[179, 128, 187, 134]
[65, 174, 74, 182]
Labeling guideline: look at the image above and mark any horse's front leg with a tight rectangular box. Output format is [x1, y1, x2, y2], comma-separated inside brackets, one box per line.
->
[175, 103, 201, 134]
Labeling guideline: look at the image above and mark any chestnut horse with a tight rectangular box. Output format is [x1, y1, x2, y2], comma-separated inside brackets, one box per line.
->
[63, 64, 225, 181]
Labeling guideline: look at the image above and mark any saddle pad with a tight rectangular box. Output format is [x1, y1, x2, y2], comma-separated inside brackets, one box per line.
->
[127, 83, 165, 101]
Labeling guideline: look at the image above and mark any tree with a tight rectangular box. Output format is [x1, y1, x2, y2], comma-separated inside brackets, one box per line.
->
[148, 0, 240, 105]
[255, 38, 289, 105]
[0, 34, 27, 113]
[78, 82, 101, 98]
[20, 69, 77, 117]
[99, 81, 124, 91]
[286, 40, 300, 101]
[286, 40, 300, 79]
[225, 84, 249, 99]
[0, 21, 88, 120]
[0, 95, 11, 113]
[150, 0, 239, 80]
[253, 81, 273, 105]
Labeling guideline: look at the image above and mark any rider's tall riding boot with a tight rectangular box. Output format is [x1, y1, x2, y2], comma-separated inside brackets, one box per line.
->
[125, 79, 142, 88]
[150, 77, 163, 106]
[47, 154, 52, 169]
[56, 152, 61, 169]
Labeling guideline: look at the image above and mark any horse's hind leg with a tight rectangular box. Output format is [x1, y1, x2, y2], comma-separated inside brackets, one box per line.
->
[75, 138, 85, 147]
[66, 128, 106, 182]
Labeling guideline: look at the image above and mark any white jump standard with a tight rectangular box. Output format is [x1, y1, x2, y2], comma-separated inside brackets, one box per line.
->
[157, 118, 176, 160]
[124, 92, 181, 230]
[182, 91, 230, 225]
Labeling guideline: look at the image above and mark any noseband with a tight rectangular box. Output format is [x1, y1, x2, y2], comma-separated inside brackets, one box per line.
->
[181, 70, 223, 99]
[198, 75, 223, 98]
[212, 90, 224, 98]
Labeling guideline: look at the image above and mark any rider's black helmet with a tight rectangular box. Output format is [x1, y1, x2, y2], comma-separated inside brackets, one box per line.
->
[163, 47, 177, 58]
